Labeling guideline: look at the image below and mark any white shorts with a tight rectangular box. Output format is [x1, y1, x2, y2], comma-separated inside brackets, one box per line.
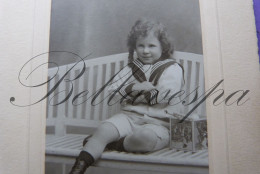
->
[104, 111, 170, 151]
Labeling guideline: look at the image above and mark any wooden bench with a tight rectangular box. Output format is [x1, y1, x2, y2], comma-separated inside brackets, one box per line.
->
[45, 52, 208, 174]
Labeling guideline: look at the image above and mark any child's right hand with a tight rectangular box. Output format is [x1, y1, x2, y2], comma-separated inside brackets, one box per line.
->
[132, 81, 156, 92]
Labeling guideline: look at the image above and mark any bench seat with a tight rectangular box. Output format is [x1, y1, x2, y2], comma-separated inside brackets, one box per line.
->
[46, 134, 209, 173]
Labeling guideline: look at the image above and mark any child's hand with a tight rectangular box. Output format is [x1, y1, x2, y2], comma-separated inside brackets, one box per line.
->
[132, 94, 148, 104]
[132, 81, 156, 92]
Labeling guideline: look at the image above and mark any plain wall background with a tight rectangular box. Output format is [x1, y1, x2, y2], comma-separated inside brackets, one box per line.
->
[49, 0, 202, 67]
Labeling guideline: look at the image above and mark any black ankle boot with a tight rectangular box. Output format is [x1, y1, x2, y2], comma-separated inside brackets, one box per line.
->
[69, 151, 94, 174]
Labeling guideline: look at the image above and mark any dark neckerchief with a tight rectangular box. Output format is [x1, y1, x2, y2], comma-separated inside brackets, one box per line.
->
[129, 58, 179, 85]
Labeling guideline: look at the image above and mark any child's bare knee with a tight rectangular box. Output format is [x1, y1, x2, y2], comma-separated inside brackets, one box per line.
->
[125, 129, 158, 151]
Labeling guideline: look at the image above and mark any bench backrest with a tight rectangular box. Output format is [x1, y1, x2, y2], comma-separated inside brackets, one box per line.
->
[46, 52, 205, 136]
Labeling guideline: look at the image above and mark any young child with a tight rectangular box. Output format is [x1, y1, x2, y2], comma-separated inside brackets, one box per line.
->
[69, 19, 184, 174]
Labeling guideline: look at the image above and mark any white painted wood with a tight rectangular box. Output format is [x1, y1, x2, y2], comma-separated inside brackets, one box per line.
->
[198, 61, 205, 117]
[55, 67, 67, 136]
[182, 59, 190, 114]
[81, 66, 90, 119]
[47, 74, 55, 119]
[67, 65, 77, 120]
[93, 64, 103, 120]
[110, 61, 120, 116]
[102, 63, 112, 120]
[86, 65, 94, 120]
[190, 60, 198, 114]
[46, 135, 208, 173]
[114, 60, 122, 114]
[75, 65, 85, 119]
[64, 119, 100, 128]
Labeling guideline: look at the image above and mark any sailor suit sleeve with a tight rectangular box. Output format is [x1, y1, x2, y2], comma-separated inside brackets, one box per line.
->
[155, 63, 183, 104]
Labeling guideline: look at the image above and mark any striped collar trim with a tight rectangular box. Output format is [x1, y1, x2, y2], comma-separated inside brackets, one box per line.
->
[151, 59, 175, 75]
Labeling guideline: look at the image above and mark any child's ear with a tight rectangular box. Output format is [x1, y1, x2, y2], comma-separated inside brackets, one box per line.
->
[133, 51, 137, 59]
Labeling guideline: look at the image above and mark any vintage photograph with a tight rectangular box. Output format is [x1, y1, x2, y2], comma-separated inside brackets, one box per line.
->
[45, 0, 207, 174]
[2, 0, 260, 174]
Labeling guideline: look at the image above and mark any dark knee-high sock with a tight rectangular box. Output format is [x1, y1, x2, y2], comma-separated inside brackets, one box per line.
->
[106, 137, 126, 151]
[82, 136, 126, 152]
[69, 151, 94, 174]
[78, 151, 94, 165]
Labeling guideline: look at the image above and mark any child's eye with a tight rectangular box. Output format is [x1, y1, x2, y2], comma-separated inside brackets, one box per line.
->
[137, 44, 144, 48]
[149, 44, 156, 47]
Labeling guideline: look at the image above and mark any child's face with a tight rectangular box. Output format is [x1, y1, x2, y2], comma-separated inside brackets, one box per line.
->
[135, 32, 162, 64]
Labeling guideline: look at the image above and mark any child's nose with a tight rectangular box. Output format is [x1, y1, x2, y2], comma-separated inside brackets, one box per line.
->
[143, 47, 150, 54]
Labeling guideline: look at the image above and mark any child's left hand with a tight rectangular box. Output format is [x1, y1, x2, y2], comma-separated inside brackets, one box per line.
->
[132, 81, 156, 92]
[132, 94, 148, 104]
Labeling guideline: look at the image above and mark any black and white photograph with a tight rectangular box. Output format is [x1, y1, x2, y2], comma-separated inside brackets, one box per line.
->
[45, 0, 207, 174]
[2, 0, 260, 174]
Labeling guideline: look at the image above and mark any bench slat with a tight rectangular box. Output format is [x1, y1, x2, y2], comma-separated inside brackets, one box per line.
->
[101, 63, 111, 120]
[75, 67, 85, 119]
[64, 119, 100, 128]
[190, 60, 197, 113]
[93, 64, 103, 120]
[198, 61, 206, 117]
[81, 67, 90, 119]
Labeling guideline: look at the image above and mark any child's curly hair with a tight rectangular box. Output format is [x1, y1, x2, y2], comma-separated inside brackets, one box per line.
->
[127, 19, 174, 63]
